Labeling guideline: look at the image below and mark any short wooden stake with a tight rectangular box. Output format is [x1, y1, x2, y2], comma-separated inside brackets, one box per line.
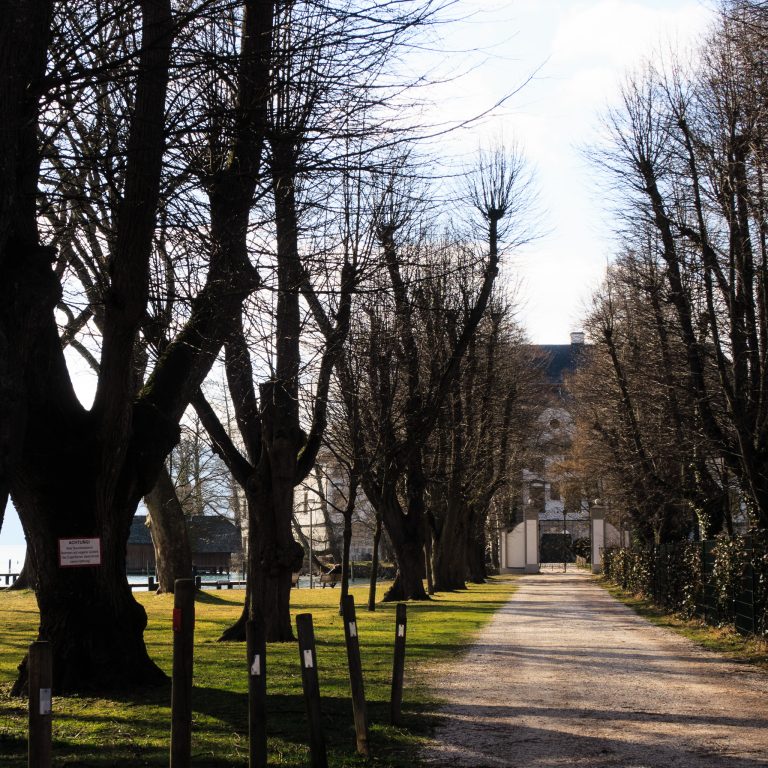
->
[246, 618, 267, 768]
[296, 613, 328, 768]
[28, 641, 52, 768]
[341, 595, 369, 756]
[390, 603, 407, 725]
[170, 578, 195, 768]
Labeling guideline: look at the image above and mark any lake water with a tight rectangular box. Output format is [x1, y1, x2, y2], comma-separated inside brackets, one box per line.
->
[126, 574, 359, 590]
[0, 544, 25, 573]
[0, 550, 362, 592]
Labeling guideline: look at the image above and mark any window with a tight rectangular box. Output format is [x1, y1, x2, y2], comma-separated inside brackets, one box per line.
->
[549, 482, 561, 501]
[528, 483, 545, 512]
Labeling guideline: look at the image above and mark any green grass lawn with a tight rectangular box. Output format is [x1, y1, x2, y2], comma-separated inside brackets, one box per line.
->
[599, 577, 768, 670]
[0, 578, 515, 767]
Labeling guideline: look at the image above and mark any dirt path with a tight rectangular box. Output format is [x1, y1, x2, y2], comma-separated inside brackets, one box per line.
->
[419, 569, 768, 768]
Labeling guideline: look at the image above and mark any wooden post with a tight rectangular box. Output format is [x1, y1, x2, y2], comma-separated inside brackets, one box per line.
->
[296, 613, 327, 768]
[341, 596, 369, 756]
[194, 575, 201, 590]
[28, 641, 52, 768]
[148, 576, 155, 591]
[390, 603, 407, 725]
[170, 578, 195, 768]
[246, 619, 267, 768]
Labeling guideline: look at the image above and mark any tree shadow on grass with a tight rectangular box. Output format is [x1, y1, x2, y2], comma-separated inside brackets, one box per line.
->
[191, 684, 442, 766]
[0, 683, 440, 768]
[193, 591, 235, 606]
[420, 700, 768, 768]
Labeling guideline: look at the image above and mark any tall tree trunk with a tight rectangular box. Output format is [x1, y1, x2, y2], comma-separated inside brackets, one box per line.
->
[144, 466, 192, 593]
[0, 487, 6, 535]
[339, 473, 357, 614]
[433, 495, 469, 591]
[432, 384, 469, 591]
[219, 461, 303, 644]
[4, 498, 34, 590]
[367, 511, 382, 611]
[383, 534, 427, 601]
[11, 463, 166, 694]
[220, 383, 305, 643]
[8, 551, 34, 590]
[2, 0, 277, 695]
[424, 533, 435, 596]
[381, 485, 427, 601]
[465, 505, 487, 583]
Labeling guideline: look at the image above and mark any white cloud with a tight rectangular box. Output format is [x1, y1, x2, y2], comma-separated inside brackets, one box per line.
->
[402, 2, 718, 342]
[551, 1, 711, 70]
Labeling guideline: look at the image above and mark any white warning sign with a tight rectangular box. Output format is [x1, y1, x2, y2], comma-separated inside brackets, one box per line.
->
[39, 688, 52, 715]
[58, 538, 102, 567]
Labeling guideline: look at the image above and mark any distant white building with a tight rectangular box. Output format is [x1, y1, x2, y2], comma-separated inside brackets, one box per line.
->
[294, 452, 387, 568]
[500, 333, 626, 572]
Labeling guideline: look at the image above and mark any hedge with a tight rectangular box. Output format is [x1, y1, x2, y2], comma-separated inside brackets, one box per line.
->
[602, 532, 768, 637]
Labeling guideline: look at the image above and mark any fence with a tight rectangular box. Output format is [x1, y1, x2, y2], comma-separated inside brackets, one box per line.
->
[602, 532, 768, 637]
[23, 589, 408, 767]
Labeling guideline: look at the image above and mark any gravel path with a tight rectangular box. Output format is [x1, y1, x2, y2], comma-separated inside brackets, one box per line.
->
[420, 569, 768, 768]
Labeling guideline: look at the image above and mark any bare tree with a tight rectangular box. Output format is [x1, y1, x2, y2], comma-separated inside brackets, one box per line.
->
[595, 2, 768, 529]
[333, 145, 535, 601]
[2, 0, 274, 693]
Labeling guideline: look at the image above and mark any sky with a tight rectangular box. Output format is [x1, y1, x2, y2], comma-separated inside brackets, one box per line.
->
[426, 0, 715, 343]
[0, 0, 717, 553]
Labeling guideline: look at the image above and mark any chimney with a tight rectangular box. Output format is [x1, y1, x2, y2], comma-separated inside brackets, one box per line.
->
[570, 331, 585, 345]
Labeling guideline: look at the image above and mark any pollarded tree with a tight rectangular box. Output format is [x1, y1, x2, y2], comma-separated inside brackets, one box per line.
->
[573, 251, 728, 543]
[190, 0, 465, 637]
[428, 308, 542, 588]
[190, 0, 447, 640]
[598, 2, 768, 527]
[1, 0, 274, 693]
[334, 146, 533, 601]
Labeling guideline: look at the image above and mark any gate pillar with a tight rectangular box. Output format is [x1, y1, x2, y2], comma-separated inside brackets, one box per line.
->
[591, 503, 606, 574]
[523, 507, 540, 573]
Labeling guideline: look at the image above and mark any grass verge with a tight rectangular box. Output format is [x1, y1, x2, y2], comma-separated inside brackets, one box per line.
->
[0, 578, 515, 767]
[599, 577, 768, 670]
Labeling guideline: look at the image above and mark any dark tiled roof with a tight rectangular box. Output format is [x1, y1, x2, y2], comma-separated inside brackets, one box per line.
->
[129, 516, 153, 546]
[530, 344, 587, 386]
[129, 515, 242, 554]
[187, 516, 242, 553]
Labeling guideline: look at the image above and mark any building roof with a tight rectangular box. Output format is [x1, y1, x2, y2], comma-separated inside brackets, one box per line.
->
[129, 515, 242, 554]
[532, 344, 587, 386]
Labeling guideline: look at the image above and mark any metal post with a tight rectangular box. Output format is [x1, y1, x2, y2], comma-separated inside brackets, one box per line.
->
[170, 578, 195, 768]
[28, 641, 52, 768]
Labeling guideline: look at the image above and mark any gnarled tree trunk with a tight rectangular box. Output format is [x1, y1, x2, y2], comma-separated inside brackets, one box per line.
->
[10, 437, 169, 694]
[144, 466, 192, 593]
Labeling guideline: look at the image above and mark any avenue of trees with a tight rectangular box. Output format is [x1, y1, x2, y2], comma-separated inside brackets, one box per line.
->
[1, 0, 540, 693]
[572, 0, 768, 542]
